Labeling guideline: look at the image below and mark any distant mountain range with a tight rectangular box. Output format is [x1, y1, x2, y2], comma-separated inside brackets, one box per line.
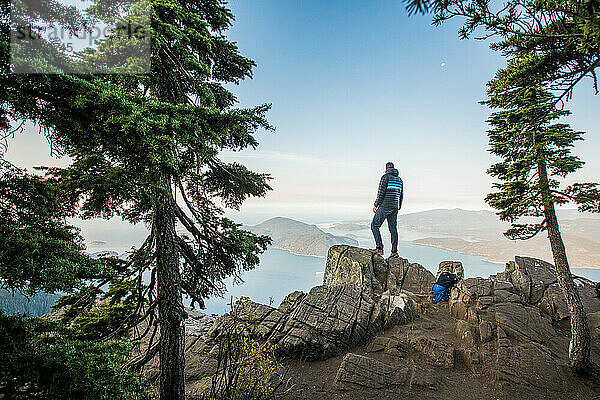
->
[331, 208, 510, 240]
[244, 217, 358, 258]
[402, 209, 600, 268]
[398, 208, 599, 241]
[413, 234, 600, 268]
[398, 208, 509, 240]
[330, 208, 600, 269]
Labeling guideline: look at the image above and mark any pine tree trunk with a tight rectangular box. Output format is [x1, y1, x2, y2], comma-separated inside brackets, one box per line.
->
[154, 173, 186, 400]
[537, 156, 592, 373]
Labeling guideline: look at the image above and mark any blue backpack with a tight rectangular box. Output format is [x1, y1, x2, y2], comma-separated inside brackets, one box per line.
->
[432, 272, 461, 304]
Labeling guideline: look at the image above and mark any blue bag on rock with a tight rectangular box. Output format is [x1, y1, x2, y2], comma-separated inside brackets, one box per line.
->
[432, 272, 461, 304]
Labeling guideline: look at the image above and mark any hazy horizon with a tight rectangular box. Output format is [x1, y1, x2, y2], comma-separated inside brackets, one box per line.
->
[3, 0, 599, 233]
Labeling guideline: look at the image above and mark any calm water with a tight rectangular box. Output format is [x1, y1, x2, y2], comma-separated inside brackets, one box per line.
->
[202, 249, 325, 315]
[8, 217, 597, 317]
[202, 225, 600, 315]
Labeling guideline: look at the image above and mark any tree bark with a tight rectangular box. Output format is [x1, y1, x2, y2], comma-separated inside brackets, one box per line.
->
[537, 156, 592, 373]
[154, 173, 186, 400]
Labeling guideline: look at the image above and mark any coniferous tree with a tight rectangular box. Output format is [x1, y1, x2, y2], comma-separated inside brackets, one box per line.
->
[0, 3, 157, 396]
[0, 162, 105, 293]
[0, 162, 150, 399]
[484, 80, 600, 376]
[46, 1, 274, 398]
[2, 1, 273, 398]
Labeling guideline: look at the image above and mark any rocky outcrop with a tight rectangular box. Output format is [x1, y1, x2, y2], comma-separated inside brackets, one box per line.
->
[499, 257, 556, 304]
[449, 256, 600, 326]
[324, 245, 435, 296]
[589, 311, 600, 339]
[186, 309, 217, 341]
[437, 260, 464, 279]
[323, 246, 389, 295]
[495, 341, 566, 391]
[448, 266, 563, 354]
[209, 284, 416, 361]
[387, 257, 436, 295]
[497, 256, 600, 321]
[444, 255, 600, 391]
[205, 246, 431, 362]
[408, 336, 455, 368]
[334, 353, 409, 389]
[454, 319, 479, 347]
[321, 253, 599, 398]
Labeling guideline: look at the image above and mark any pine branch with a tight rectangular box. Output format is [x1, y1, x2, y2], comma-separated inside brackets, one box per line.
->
[504, 220, 547, 240]
[172, 197, 208, 249]
[126, 341, 160, 372]
[555, 58, 600, 104]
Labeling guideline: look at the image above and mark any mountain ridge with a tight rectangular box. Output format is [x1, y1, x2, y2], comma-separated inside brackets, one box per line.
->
[327, 208, 600, 269]
[244, 216, 358, 258]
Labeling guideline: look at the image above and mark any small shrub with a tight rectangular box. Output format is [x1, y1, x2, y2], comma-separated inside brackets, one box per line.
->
[196, 298, 286, 400]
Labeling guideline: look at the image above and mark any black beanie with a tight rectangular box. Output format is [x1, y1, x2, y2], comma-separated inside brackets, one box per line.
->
[386, 162, 394, 169]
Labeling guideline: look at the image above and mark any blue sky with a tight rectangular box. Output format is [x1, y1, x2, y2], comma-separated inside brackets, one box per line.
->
[5, 0, 600, 225]
[215, 0, 600, 223]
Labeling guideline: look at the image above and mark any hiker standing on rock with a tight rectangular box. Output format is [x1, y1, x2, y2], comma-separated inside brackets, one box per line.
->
[371, 161, 403, 259]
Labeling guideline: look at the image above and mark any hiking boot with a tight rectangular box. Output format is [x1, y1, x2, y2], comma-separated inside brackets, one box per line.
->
[388, 252, 399, 259]
[370, 248, 383, 255]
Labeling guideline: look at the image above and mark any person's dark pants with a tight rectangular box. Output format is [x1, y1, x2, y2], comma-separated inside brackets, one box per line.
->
[371, 207, 398, 253]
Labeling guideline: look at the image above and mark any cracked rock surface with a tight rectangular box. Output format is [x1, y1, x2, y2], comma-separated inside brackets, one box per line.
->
[209, 283, 416, 361]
